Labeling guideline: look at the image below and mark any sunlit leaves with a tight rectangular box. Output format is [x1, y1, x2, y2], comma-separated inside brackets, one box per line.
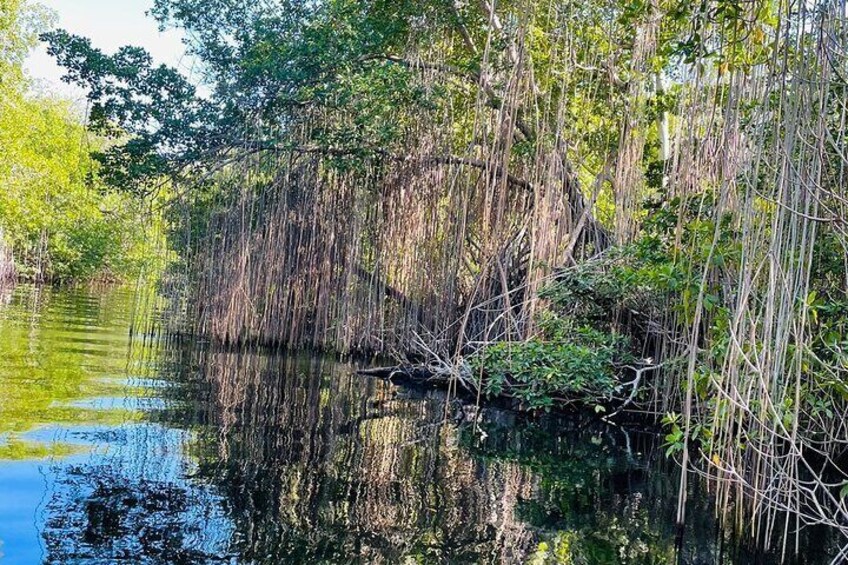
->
[0, 5, 162, 282]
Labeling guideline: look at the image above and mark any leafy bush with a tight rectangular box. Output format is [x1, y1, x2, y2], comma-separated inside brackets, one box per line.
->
[468, 189, 742, 411]
[470, 291, 639, 409]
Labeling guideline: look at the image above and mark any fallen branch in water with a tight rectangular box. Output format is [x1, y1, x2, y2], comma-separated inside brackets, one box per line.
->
[604, 361, 666, 420]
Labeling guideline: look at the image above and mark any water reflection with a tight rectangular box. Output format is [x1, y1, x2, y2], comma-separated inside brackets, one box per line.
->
[0, 285, 149, 459]
[167, 349, 838, 564]
[0, 285, 839, 563]
[0, 284, 231, 563]
[179, 351, 539, 563]
[40, 426, 232, 564]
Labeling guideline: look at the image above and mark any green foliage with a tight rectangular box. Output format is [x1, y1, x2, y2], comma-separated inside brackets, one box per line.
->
[0, 1, 163, 282]
[470, 329, 624, 410]
[37, 0, 701, 192]
[42, 28, 206, 191]
[627, 189, 848, 456]
[1, 0, 50, 86]
[540, 261, 641, 328]
[661, 412, 685, 456]
[0, 92, 161, 281]
[807, 232, 848, 391]
[470, 264, 642, 409]
[41, 0, 454, 187]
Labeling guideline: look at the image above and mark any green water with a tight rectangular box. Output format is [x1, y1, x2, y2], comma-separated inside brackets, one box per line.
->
[0, 285, 838, 563]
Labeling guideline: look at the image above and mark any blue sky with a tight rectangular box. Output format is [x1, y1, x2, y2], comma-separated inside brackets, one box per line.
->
[25, 0, 194, 100]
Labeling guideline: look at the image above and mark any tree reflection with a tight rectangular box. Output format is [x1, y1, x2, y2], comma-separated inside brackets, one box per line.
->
[180, 351, 537, 563]
[152, 349, 813, 564]
[0, 285, 151, 459]
[41, 459, 233, 563]
[22, 334, 837, 564]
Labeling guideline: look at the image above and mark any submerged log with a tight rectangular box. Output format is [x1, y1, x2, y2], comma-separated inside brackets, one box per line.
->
[357, 364, 438, 382]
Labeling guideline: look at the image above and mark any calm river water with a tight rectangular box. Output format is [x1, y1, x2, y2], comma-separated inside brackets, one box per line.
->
[0, 285, 838, 564]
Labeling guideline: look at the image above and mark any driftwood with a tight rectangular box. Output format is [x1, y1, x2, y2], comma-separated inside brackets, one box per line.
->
[357, 364, 436, 382]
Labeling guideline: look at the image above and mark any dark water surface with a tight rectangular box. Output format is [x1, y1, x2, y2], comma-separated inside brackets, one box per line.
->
[0, 285, 838, 564]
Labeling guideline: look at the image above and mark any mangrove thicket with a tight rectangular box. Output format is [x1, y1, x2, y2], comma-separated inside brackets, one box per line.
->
[35, 0, 848, 557]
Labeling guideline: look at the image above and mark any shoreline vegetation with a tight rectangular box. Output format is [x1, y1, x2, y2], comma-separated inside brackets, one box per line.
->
[3, 0, 848, 559]
[0, 2, 163, 286]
